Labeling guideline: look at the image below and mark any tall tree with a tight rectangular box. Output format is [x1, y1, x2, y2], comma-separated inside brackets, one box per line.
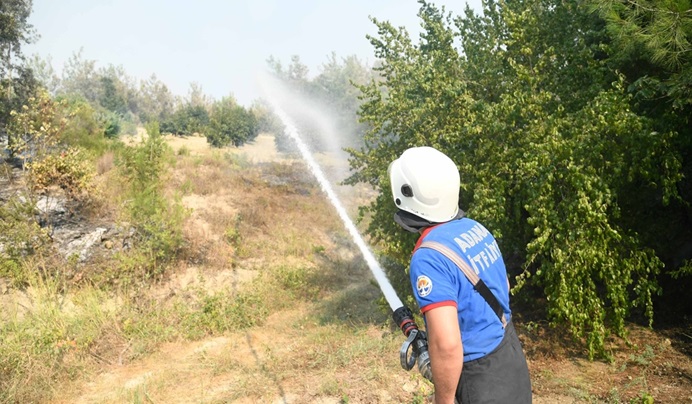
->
[97, 64, 137, 115]
[99, 75, 128, 115]
[313, 53, 373, 149]
[0, 0, 36, 133]
[26, 54, 60, 94]
[186, 82, 211, 109]
[137, 74, 175, 124]
[0, 0, 34, 91]
[59, 49, 100, 104]
[349, 0, 685, 357]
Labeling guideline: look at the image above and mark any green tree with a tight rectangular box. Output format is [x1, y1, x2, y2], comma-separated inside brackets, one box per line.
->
[186, 82, 211, 108]
[1, 0, 37, 139]
[160, 104, 209, 136]
[99, 75, 127, 114]
[58, 96, 110, 154]
[26, 54, 59, 94]
[313, 53, 373, 149]
[589, 0, 692, 321]
[136, 73, 175, 123]
[1, 65, 39, 146]
[206, 96, 259, 148]
[349, 0, 684, 357]
[6, 89, 65, 164]
[59, 49, 100, 104]
[98, 71, 128, 115]
[0, 0, 34, 93]
[118, 120, 185, 276]
[266, 55, 322, 153]
[268, 54, 310, 86]
[592, 0, 691, 72]
[250, 99, 283, 135]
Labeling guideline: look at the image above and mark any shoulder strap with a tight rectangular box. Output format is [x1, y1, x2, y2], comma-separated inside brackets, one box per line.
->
[419, 240, 507, 328]
[413, 224, 444, 252]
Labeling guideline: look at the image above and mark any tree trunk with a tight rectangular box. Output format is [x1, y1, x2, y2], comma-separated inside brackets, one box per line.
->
[6, 44, 15, 159]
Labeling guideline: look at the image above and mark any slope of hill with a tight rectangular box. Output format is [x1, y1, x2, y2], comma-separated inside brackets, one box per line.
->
[2, 133, 689, 403]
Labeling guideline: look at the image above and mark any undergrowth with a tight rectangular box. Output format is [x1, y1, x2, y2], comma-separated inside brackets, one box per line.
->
[0, 136, 394, 402]
[0, 253, 374, 402]
[0, 272, 117, 403]
[2, 128, 682, 402]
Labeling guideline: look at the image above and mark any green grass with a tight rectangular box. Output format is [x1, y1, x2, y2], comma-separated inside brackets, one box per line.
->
[0, 273, 119, 402]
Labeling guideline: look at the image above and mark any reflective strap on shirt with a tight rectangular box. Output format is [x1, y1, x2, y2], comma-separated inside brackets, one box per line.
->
[418, 240, 507, 329]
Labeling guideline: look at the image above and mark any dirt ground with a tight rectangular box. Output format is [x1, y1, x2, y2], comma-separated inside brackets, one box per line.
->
[58, 133, 691, 403]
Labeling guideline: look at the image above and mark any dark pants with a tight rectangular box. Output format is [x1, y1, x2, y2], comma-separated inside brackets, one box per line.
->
[455, 322, 532, 403]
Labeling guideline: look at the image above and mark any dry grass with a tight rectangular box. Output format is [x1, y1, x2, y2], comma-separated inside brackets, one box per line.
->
[59, 134, 420, 403]
[3, 133, 690, 404]
[95, 151, 115, 175]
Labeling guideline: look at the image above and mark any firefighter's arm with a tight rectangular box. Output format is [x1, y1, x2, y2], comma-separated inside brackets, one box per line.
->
[425, 305, 463, 404]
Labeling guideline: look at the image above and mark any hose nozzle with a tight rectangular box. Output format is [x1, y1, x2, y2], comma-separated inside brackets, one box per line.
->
[393, 306, 433, 382]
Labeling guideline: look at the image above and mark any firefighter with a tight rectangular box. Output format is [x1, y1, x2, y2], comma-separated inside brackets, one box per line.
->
[388, 146, 532, 403]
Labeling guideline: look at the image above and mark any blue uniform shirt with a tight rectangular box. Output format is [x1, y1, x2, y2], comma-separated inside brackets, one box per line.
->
[410, 218, 510, 362]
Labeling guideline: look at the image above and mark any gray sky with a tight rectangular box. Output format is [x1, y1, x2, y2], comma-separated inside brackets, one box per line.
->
[25, 0, 481, 106]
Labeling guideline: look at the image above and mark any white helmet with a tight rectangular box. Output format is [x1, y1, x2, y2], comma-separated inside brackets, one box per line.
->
[388, 146, 460, 223]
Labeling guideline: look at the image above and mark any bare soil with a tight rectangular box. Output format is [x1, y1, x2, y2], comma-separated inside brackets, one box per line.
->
[56, 134, 691, 403]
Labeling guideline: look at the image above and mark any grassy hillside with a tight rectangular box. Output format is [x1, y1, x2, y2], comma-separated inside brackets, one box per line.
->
[1, 134, 689, 403]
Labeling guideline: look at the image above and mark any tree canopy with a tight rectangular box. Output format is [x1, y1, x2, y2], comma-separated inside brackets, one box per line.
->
[348, 0, 690, 357]
[0, 0, 33, 80]
[1, 0, 37, 134]
[206, 96, 259, 148]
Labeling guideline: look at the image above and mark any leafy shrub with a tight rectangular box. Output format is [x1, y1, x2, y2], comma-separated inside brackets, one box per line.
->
[275, 265, 321, 301]
[0, 196, 51, 284]
[57, 96, 111, 155]
[6, 89, 66, 165]
[177, 145, 190, 156]
[28, 147, 95, 202]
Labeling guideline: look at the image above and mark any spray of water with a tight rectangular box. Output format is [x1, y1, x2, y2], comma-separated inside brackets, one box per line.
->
[259, 75, 403, 311]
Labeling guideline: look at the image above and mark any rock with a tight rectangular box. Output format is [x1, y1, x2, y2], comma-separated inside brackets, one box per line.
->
[52, 227, 85, 242]
[104, 240, 114, 249]
[36, 195, 67, 215]
[101, 229, 112, 240]
[60, 227, 108, 262]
